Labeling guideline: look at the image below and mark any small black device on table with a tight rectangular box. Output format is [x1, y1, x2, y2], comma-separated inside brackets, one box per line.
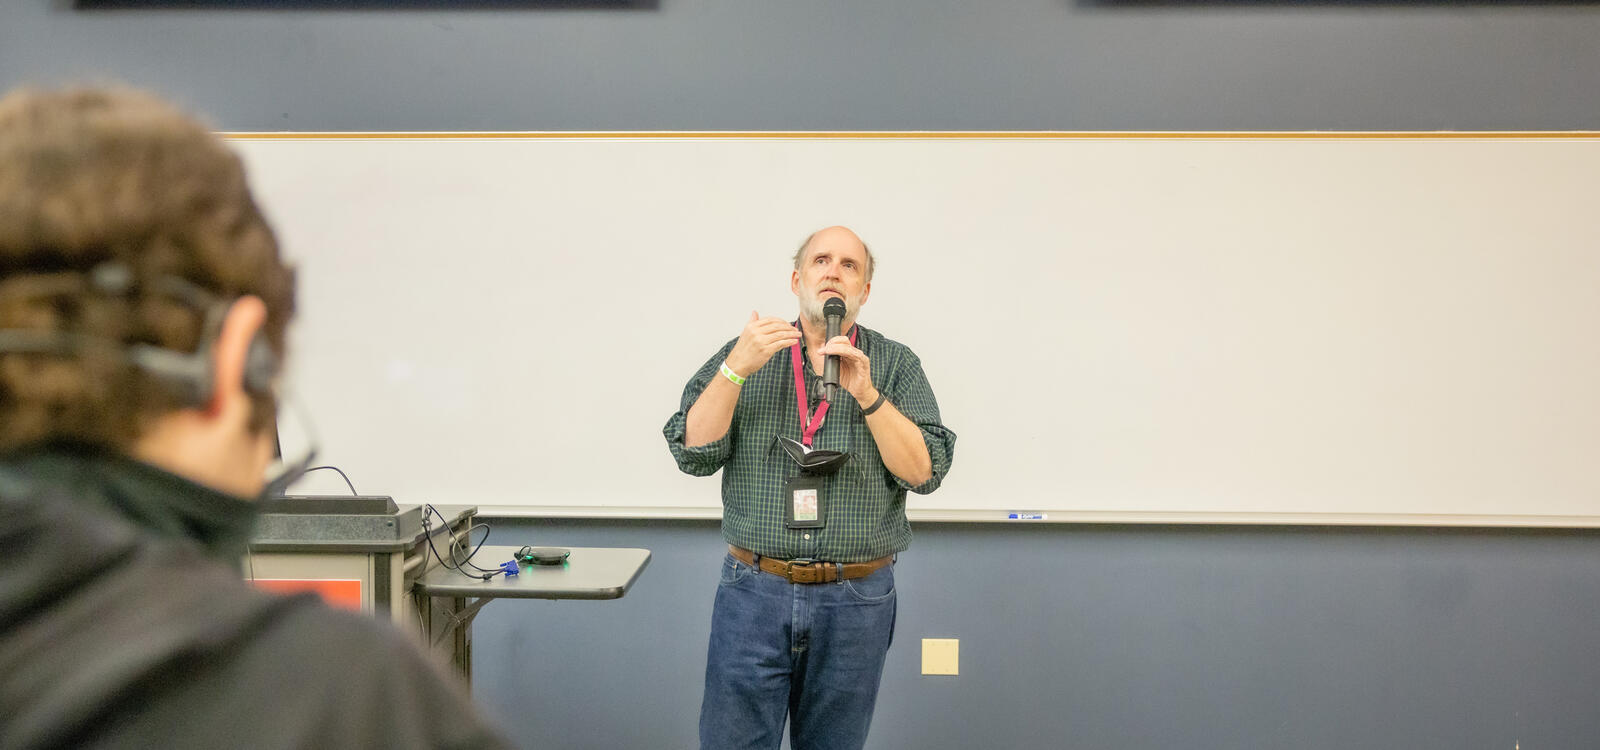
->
[516, 545, 570, 566]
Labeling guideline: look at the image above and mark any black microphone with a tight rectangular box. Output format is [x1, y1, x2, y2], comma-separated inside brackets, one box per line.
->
[822, 297, 846, 403]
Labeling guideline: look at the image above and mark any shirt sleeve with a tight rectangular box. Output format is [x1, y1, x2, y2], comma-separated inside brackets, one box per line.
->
[662, 340, 738, 477]
[883, 351, 956, 495]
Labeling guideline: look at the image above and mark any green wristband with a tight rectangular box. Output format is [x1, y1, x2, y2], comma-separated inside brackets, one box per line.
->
[719, 362, 747, 386]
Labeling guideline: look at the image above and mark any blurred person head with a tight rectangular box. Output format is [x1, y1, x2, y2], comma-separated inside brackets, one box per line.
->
[0, 85, 295, 497]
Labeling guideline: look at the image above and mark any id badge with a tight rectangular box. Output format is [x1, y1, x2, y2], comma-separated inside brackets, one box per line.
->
[783, 474, 826, 529]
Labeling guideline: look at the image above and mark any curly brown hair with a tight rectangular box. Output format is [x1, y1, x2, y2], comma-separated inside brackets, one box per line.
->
[0, 86, 295, 452]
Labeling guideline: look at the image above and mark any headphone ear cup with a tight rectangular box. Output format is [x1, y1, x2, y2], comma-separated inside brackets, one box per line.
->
[243, 334, 277, 398]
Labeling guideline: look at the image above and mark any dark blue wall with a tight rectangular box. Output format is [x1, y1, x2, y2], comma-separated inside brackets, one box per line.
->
[5, 1, 1600, 131]
[476, 519, 1600, 749]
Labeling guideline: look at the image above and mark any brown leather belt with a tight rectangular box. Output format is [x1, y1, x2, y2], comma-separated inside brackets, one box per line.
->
[729, 545, 893, 584]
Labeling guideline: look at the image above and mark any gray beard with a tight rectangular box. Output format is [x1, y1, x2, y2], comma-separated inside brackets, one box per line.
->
[799, 294, 859, 331]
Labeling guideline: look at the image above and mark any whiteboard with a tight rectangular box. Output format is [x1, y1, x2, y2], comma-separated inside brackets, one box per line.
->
[231, 133, 1600, 525]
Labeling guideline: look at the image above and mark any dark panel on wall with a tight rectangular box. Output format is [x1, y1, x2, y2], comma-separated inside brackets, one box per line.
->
[473, 518, 1600, 749]
[74, 0, 656, 9]
[5, 1, 1600, 130]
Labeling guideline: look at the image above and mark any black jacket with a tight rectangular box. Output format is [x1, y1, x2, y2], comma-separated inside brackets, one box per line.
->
[0, 446, 513, 750]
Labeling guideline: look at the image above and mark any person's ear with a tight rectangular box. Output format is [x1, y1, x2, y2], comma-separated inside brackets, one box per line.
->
[791, 268, 801, 296]
[206, 296, 268, 418]
[858, 282, 871, 308]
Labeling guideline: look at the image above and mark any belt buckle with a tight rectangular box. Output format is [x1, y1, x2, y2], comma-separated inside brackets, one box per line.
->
[785, 558, 824, 584]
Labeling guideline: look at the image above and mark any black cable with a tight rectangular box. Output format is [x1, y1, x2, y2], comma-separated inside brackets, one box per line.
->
[421, 503, 500, 580]
[303, 465, 358, 496]
[421, 515, 491, 580]
[451, 522, 500, 575]
[421, 505, 477, 572]
[428, 505, 490, 566]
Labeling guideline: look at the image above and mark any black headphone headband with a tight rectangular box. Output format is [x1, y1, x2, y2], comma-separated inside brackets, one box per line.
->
[0, 326, 274, 407]
[0, 264, 276, 406]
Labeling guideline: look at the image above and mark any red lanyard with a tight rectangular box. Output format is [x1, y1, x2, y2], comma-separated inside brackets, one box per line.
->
[789, 321, 858, 447]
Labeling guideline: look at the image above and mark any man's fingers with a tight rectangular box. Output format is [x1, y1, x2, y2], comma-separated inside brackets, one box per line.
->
[756, 317, 797, 331]
[820, 337, 859, 355]
[819, 342, 863, 359]
[752, 319, 796, 337]
[742, 316, 796, 346]
[761, 333, 801, 351]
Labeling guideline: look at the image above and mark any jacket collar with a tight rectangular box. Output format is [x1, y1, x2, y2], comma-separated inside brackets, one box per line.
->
[0, 442, 258, 563]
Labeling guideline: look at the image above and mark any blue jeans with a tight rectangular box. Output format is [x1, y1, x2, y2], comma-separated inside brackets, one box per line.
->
[699, 552, 898, 750]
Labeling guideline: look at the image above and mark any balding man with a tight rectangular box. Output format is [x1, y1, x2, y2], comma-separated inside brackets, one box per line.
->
[665, 226, 956, 750]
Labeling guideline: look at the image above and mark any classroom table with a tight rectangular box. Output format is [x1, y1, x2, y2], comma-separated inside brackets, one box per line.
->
[413, 544, 652, 679]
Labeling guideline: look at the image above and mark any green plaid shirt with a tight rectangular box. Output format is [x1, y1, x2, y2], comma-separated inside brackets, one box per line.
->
[664, 324, 955, 562]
